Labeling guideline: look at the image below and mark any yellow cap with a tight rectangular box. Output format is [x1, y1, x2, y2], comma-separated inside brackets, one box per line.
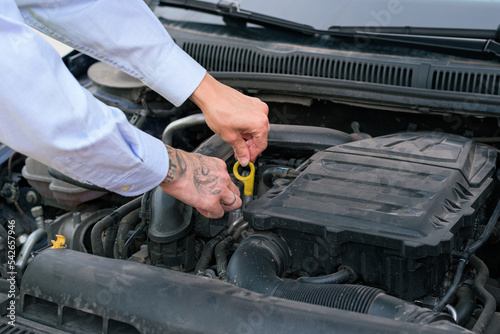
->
[233, 161, 255, 196]
[51, 235, 66, 249]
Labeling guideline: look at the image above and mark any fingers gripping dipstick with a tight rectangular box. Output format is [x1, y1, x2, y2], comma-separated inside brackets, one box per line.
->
[233, 161, 255, 196]
[233, 161, 255, 205]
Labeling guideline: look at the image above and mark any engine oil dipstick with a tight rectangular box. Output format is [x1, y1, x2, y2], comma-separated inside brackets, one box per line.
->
[233, 161, 255, 205]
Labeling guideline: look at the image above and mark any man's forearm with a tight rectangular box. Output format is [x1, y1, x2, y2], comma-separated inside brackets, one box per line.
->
[0, 2, 169, 196]
[18, 0, 206, 106]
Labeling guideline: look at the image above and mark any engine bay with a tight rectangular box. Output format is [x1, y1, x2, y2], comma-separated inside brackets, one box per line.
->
[1, 58, 500, 334]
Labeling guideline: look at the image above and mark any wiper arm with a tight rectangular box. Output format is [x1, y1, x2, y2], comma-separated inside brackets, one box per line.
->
[159, 0, 500, 59]
[485, 39, 500, 57]
[346, 31, 500, 58]
[158, 0, 319, 35]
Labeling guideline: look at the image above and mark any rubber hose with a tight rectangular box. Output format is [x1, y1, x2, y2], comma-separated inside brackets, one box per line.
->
[455, 286, 476, 326]
[227, 233, 452, 325]
[435, 260, 467, 312]
[194, 231, 227, 274]
[466, 200, 500, 257]
[470, 255, 496, 334]
[215, 235, 234, 279]
[297, 269, 351, 284]
[435, 199, 500, 313]
[91, 197, 142, 257]
[484, 284, 500, 310]
[114, 209, 141, 259]
[121, 221, 146, 260]
[103, 226, 118, 258]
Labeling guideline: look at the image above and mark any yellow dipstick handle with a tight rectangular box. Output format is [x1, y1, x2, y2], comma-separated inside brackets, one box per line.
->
[51, 235, 66, 249]
[233, 161, 255, 196]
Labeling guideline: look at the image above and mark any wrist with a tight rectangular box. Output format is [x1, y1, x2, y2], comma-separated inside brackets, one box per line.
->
[189, 73, 217, 111]
[161, 145, 188, 185]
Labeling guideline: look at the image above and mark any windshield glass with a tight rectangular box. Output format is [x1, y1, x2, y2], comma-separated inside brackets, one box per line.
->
[157, 0, 500, 33]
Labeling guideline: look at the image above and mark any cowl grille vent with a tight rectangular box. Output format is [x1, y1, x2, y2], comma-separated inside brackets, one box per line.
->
[183, 42, 413, 87]
[0, 322, 36, 333]
[431, 70, 500, 95]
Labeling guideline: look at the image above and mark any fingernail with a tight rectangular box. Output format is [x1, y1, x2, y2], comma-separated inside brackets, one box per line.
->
[239, 157, 249, 166]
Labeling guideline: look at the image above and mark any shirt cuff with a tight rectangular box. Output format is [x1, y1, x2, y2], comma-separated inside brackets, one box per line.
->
[105, 135, 169, 196]
[143, 43, 206, 107]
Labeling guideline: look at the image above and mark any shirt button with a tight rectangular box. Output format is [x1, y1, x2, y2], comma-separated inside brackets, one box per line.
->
[121, 186, 131, 192]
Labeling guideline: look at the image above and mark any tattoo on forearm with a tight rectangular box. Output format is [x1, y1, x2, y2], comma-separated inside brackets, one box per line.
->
[164, 147, 176, 182]
[176, 150, 187, 175]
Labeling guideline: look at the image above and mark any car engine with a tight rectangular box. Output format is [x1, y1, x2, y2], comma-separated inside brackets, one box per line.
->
[245, 131, 496, 301]
[1, 57, 500, 334]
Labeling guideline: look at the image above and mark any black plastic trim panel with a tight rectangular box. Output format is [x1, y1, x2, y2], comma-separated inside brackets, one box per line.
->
[16, 249, 473, 334]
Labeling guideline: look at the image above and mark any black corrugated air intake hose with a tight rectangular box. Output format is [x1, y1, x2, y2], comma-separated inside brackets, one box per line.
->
[226, 233, 453, 325]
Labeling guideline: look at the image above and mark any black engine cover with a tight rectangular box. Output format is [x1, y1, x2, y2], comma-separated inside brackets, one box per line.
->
[244, 132, 496, 300]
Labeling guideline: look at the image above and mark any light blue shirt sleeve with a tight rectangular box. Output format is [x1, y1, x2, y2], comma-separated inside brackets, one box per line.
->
[16, 0, 207, 106]
[0, 0, 207, 196]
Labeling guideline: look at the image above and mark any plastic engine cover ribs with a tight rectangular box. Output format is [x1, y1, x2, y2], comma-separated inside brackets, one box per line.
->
[244, 132, 497, 300]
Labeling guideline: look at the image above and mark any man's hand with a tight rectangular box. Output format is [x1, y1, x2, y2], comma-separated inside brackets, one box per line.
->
[190, 73, 270, 166]
[159, 145, 241, 218]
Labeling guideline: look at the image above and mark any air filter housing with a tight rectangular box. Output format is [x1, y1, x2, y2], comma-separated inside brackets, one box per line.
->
[244, 132, 496, 300]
